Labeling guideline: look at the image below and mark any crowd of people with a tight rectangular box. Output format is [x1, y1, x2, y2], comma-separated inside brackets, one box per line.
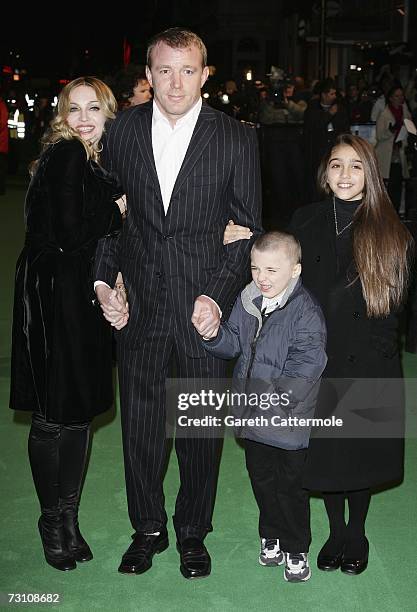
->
[2, 59, 417, 217]
[7, 27, 417, 589]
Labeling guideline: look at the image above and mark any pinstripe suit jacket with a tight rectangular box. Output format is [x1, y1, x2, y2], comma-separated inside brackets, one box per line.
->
[94, 100, 263, 357]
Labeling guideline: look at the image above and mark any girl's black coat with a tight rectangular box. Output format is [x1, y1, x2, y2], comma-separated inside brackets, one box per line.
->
[9, 139, 122, 423]
[289, 200, 404, 490]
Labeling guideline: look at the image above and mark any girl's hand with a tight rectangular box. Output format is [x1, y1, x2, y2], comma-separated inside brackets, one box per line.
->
[223, 219, 252, 245]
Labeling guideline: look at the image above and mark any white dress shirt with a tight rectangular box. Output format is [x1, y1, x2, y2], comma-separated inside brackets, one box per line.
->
[152, 97, 220, 315]
[152, 98, 202, 214]
[261, 289, 286, 315]
[94, 98, 202, 291]
[95, 96, 220, 316]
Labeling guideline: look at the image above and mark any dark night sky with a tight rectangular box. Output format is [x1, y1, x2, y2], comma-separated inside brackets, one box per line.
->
[1, 4, 195, 80]
[2, 4, 415, 85]
[0, 2, 186, 80]
[1, 24, 141, 78]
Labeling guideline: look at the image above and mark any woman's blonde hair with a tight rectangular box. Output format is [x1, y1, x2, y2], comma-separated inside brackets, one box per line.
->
[41, 76, 117, 162]
[318, 133, 414, 317]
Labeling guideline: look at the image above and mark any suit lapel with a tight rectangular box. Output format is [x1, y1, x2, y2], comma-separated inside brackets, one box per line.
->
[132, 103, 163, 203]
[170, 103, 217, 201]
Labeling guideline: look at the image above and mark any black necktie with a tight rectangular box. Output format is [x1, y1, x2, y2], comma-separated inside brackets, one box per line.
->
[261, 307, 269, 322]
[261, 303, 279, 322]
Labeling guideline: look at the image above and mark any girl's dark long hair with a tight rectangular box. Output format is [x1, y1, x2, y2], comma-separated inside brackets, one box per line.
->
[318, 133, 413, 317]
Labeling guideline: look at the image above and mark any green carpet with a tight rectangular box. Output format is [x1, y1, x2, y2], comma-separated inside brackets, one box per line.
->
[1, 174, 416, 612]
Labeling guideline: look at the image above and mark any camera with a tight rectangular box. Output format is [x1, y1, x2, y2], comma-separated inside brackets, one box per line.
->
[268, 66, 292, 108]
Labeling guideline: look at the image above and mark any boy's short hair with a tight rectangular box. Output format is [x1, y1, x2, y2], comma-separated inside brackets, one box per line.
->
[252, 231, 302, 264]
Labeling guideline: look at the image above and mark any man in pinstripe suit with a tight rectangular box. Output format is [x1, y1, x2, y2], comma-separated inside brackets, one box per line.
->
[95, 28, 262, 578]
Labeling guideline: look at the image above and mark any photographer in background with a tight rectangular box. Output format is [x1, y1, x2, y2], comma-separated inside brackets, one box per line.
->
[303, 78, 350, 202]
[258, 81, 306, 125]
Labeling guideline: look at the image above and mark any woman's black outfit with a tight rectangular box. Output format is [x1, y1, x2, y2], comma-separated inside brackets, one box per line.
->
[289, 197, 405, 570]
[9, 139, 122, 570]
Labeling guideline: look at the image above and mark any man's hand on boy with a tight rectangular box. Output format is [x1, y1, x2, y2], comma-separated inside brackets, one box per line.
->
[202, 326, 219, 340]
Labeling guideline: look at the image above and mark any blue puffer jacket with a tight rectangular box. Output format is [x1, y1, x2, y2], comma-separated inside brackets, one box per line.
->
[203, 277, 327, 449]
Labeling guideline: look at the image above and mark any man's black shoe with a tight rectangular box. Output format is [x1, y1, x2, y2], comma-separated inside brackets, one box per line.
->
[118, 531, 169, 574]
[177, 537, 211, 579]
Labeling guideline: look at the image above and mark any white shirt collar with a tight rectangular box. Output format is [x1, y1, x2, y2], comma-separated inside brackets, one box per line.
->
[152, 97, 202, 130]
[261, 289, 286, 314]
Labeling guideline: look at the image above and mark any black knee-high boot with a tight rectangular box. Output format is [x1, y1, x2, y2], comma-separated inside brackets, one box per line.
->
[28, 415, 76, 571]
[59, 422, 93, 562]
[317, 492, 346, 571]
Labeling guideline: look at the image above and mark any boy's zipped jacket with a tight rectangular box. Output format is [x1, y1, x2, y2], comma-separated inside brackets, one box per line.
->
[203, 277, 327, 449]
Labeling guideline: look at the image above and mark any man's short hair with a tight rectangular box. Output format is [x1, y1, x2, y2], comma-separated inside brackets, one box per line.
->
[252, 231, 302, 264]
[147, 27, 207, 68]
[319, 78, 336, 95]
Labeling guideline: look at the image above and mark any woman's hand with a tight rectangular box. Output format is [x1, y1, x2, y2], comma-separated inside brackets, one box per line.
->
[96, 284, 129, 329]
[113, 272, 129, 329]
[113, 299, 129, 330]
[116, 194, 127, 218]
[223, 219, 252, 245]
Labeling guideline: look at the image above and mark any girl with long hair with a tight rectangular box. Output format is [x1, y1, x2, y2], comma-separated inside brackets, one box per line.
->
[224, 133, 414, 575]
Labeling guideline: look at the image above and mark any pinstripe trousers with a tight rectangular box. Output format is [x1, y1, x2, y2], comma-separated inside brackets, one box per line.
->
[117, 285, 226, 542]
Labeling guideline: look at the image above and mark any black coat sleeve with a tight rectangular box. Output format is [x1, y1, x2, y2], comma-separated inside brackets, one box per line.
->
[93, 125, 122, 287]
[46, 140, 122, 254]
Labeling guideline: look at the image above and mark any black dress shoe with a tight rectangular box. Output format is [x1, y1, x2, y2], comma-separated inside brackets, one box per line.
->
[317, 536, 345, 571]
[177, 537, 211, 579]
[118, 531, 169, 574]
[317, 549, 344, 571]
[341, 538, 369, 575]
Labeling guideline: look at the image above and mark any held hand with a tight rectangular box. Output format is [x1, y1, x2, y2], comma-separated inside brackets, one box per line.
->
[223, 219, 253, 245]
[114, 288, 129, 309]
[329, 104, 338, 115]
[96, 284, 129, 327]
[113, 312, 129, 330]
[191, 295, 221, 338]
[113, 291, 129, 329]
[115, 194, 127, 218]
[202, 326, 219, 340]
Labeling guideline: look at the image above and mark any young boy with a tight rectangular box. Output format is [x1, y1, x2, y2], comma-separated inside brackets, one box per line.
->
[193, 231, 327, 582]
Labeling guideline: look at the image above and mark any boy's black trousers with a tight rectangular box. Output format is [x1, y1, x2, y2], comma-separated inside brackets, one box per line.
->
[244, 438, 311, 553]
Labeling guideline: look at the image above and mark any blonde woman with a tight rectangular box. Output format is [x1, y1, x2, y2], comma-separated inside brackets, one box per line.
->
[10, 77, 128, 571]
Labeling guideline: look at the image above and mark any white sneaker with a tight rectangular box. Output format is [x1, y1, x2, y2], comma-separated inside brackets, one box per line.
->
[259, 538, 284, 566]
[284, 552, 311, 582]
